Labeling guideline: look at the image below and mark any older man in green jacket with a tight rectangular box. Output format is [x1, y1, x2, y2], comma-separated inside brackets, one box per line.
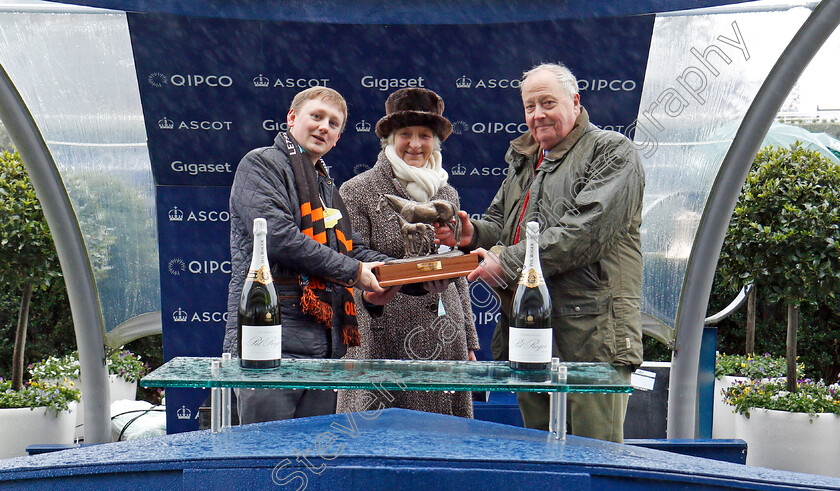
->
[436, 62, 644, 442]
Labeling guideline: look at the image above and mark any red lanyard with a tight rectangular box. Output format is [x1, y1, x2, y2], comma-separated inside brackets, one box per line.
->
[513, 151, 544, 244]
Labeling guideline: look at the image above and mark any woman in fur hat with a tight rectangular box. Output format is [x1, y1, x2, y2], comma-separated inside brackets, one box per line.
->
[337, 88, 480, 418]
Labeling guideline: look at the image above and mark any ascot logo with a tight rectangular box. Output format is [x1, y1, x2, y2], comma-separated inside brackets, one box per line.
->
[161, 118, 233, 131]
[256, 75, 330, 88]
[176, 406, 192, 420]
[171, 308, 230, 323]
[158, 117, 174, 130]
[253, 74, 270, 87]
[455, 75, 520, 89]
[167, 258, 186, 276]
[168, 206, 184, 221]
[169, 206, 230, 223]
[451, 163, 509, 177]
[355, 120, 371, 132]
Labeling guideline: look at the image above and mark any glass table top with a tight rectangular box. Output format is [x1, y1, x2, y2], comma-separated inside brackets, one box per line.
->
[141, 357, 632, 394]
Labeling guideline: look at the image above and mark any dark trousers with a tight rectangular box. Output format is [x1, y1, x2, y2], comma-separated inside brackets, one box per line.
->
[235, 388, 337, 424]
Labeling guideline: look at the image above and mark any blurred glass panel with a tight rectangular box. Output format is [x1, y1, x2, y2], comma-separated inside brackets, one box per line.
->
[638, 7, 810, 342]
[0, 5, 159, 334]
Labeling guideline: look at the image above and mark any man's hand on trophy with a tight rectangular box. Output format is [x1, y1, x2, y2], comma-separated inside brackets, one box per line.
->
[357, 261, 385, 293]
[434, 210, 472, 248]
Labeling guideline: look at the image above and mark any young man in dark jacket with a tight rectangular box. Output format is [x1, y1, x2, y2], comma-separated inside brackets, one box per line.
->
[224, 87, 398, 423]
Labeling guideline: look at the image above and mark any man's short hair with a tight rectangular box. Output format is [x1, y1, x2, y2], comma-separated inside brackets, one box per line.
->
[290, 87, 348, 132]
[522, 63, 579, 98]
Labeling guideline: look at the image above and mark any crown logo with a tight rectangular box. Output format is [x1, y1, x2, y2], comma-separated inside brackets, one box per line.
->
[168, 206, 183, 221]
[158, 117, 174, 130]
[173, 308, 188, 322]
[456, 75, 472, 89]
[253, 74, 269, 88]
[176, 405, 192, 419]
[355, 120, 371, 132]
[451, 163, 467, 176]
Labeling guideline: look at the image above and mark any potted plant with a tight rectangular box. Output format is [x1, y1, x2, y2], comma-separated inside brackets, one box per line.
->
[29, 348, 148, 440]
[0, 377, 80, 459]
[723, 378, 840, 476]
[712, 352, 801, 438]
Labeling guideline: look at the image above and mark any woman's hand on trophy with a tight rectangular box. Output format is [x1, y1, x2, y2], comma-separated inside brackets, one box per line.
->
[422, 279, 450, 294]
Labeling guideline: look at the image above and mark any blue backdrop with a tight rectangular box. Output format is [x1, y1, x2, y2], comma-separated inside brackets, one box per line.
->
[128, 12, 654, 433]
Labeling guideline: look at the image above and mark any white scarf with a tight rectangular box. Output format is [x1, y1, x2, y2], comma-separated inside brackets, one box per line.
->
[385, 144, 449, 202]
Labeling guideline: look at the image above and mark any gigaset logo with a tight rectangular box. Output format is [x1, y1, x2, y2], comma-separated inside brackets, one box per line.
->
[148, 72, 233, 87]
[263, 120, 290, 132]
[361, 75, 426, 91]
[170, 161, 233, 176]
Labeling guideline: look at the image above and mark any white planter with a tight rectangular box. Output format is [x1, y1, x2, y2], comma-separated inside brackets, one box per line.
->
[734, 408, 840, 477]
[0, 402, 77, 459]
[45, 375, 137, 440]
[712, 375, 749, 439]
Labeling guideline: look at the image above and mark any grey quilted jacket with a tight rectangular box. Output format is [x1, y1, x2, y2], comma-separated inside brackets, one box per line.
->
[223, 132, 388, 359]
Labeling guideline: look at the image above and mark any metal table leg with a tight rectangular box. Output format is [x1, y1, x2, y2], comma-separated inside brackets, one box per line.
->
[221, 354, 232, 429]
[210, 360, 221, 433]
[549, 358, 568, 441]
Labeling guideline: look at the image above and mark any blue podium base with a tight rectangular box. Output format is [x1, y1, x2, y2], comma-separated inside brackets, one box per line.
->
[1, 408, 838, 490]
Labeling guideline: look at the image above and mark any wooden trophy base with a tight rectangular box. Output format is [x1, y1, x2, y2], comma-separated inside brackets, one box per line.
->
[373, 250, 479, 287]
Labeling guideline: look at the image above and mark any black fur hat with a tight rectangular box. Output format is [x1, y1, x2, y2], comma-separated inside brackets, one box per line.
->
[375, 88, 453, 141]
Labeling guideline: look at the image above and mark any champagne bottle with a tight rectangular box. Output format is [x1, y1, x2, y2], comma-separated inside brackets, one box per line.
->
[238, 217, 282, 369]
[509, 221, 552, 371]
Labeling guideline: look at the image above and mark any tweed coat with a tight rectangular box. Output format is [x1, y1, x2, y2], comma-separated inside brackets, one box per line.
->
[336, 151, 480, 418]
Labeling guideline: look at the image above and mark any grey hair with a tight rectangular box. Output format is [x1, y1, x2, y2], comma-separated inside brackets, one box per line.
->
[380, 132, 442, 152]
[522, 63, 579, 98]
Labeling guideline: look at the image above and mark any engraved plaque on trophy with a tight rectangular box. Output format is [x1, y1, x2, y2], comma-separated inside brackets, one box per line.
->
[372, 193, 479, 287]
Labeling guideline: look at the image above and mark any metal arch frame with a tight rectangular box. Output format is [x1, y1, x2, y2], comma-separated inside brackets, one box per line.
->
[0, 64, 111, 444]
[667, 0, 840, 438]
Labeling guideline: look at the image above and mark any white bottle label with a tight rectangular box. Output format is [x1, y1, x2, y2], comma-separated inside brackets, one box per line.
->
[241, 324, 282, 361]
[509, 327, 551, 363]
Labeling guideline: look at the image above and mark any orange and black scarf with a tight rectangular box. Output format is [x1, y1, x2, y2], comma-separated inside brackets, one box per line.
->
[279, 132, 360, 347]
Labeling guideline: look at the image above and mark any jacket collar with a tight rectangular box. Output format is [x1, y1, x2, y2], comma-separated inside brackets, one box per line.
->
[509, 107, 591, 171]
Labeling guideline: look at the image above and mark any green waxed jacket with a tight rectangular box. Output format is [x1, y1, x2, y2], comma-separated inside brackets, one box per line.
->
[469, 108, 644, 367]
